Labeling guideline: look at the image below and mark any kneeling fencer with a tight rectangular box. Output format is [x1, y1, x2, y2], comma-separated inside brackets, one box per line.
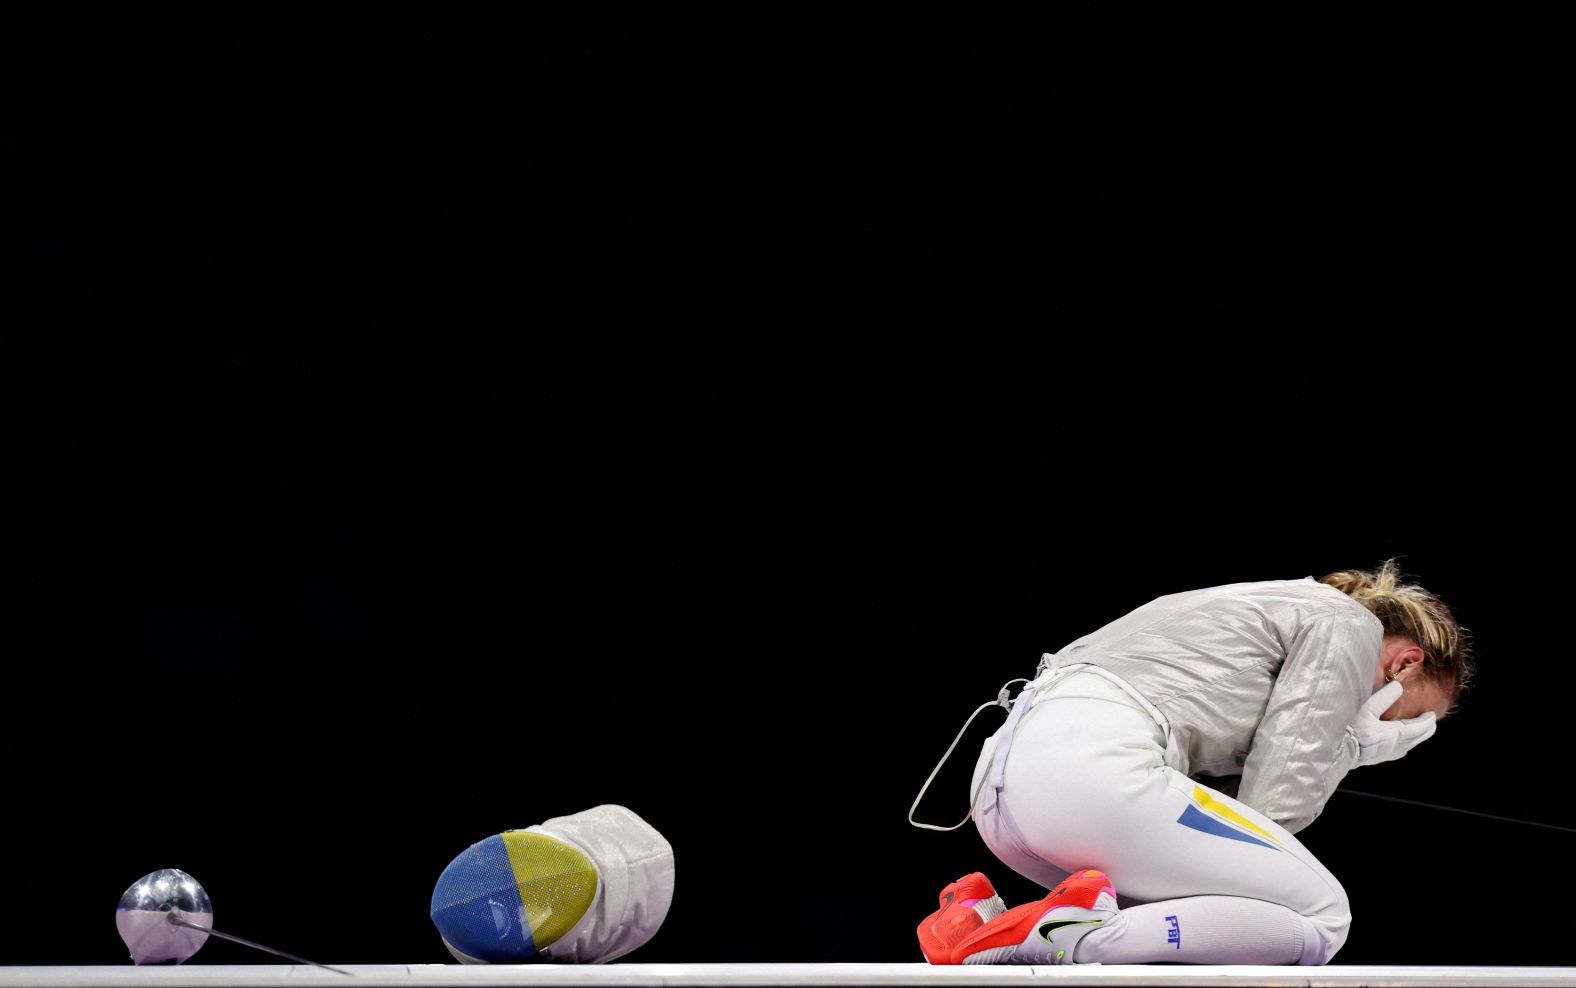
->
[911, 560, 1473, 966]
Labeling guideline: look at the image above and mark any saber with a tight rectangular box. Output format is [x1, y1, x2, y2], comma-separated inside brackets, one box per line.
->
[167, 914, 354, 975]
[116, 868, 353, 975]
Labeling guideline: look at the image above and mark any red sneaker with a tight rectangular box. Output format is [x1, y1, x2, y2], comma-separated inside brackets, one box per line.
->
[916, 872, 1007, 964]
[951, 868, 1118, 965]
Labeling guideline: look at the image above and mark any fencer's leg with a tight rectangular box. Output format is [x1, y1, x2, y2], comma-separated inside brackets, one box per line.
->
[1000, 692, 1350, 964]
[1073, 894, 1327, 964]
[968, 730, 1073, 893]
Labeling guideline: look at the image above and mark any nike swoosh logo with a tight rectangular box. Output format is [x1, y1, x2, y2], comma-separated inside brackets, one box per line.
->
[1038, 919, 1103, 943]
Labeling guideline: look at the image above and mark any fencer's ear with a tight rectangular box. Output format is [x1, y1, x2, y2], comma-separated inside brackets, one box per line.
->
[1393, 639, 1427, 672]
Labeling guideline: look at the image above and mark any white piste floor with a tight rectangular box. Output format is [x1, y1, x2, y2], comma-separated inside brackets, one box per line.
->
[2, 966, 1575, 987]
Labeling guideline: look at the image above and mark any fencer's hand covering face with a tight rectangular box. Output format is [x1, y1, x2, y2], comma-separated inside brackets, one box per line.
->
[1378, 672, 1451, 723]
[1351, 680, 1437, 767]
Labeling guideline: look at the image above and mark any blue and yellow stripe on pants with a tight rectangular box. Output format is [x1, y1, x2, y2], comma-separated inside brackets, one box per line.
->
[1175, 784, 1284, 851]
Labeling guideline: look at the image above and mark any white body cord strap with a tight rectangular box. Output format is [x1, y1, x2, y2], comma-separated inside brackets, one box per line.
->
[908, 677, 1030, 831]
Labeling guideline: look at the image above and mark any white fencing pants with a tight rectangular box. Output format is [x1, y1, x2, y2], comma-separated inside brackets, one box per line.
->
[969, 667, 1349, 965]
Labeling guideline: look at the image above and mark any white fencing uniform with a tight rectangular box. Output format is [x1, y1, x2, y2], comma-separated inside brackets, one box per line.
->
[967, 577, 1389, 964]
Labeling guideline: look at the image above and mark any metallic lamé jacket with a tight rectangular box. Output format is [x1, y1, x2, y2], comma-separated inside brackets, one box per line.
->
[1046, 576, 1384, 835]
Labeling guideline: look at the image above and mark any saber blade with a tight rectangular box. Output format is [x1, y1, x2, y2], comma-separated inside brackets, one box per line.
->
[168, 914, 354, 976]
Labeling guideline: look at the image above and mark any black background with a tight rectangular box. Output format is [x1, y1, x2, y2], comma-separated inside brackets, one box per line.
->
[6, 21, 1569, 972]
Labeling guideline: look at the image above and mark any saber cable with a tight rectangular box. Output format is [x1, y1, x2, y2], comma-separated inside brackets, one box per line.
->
[1336, 788, 1576, 834]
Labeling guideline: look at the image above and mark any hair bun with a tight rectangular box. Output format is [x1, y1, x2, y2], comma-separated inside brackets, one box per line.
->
[1319, 570, 1375, 596]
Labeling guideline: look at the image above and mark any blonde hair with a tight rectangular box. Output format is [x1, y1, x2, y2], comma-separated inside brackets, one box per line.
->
[1320, 557, 1475, 715]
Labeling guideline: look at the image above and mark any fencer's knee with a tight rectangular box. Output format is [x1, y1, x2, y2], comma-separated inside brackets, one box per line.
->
[1301, 887, 1351, 965]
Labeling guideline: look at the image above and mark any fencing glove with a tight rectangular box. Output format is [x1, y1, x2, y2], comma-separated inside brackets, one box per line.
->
[1349, 679, 1438, 767]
